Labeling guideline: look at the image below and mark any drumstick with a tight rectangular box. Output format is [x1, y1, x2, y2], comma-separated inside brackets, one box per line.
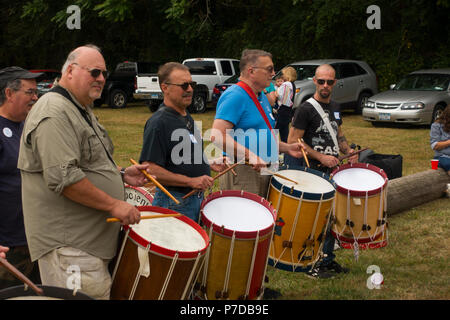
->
[0, 257, 44, 296]
[338, 148, 368, 161]
[129, 158, 180, 205]
[265, 169, 299, 184]
[182, 160, 243, 199]
[106, 213, 182, 223]
[298, 138, 310, 168]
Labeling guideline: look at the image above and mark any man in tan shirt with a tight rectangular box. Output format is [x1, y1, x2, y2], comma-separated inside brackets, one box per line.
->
[18, 45, 149, 299]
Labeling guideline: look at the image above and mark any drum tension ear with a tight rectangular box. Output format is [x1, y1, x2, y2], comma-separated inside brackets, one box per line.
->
[377, 219, 386, 226]
[346, 219, 355, 228]
[238, 294, 248, 300]
[362, 224, 371, 231]
[282, 240, 293, 248]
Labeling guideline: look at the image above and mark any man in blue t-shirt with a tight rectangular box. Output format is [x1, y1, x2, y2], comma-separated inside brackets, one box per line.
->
[0, 67, 42, 288]
[212, 49, 305, 197]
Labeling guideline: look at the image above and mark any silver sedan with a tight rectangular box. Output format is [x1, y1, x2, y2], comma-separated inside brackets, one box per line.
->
[363, 69, 450, 125]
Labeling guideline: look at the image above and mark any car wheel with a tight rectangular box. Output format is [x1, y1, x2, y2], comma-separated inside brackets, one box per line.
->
[431, 104, 445, 124]
[356, 92, 371, 114]
[109, 89, 127, 108]
[189, 93, 207, 113]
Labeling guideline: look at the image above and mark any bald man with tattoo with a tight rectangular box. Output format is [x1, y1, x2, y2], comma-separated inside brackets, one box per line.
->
[285, 64, 357, 279]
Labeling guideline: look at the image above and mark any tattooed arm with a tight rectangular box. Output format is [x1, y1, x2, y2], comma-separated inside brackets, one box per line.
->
[337, 127, 358, 163]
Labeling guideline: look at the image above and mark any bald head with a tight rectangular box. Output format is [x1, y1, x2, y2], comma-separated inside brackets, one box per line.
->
[59, 45, 107, 106]
[313, 64, 337, 103]
[315, 64, 335, 78]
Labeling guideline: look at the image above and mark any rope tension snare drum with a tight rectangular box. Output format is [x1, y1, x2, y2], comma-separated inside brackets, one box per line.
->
[267, 168, 336, 271]
[196, 191, 276, 300]
[331, 163, 388, 245]
[110, 206, 209, 300]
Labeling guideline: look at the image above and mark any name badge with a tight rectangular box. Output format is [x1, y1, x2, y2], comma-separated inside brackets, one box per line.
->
[189, 134, 198, 144]
[334, 112, 340, 120]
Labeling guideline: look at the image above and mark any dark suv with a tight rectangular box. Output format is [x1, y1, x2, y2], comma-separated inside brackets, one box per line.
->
[96, 61, 159, 108]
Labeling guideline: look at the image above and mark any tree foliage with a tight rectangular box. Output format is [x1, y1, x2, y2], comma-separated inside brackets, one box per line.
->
[1, 0, 448, 90]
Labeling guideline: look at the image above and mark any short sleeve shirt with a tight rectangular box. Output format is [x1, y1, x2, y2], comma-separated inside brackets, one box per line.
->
[292, 99, 343, 157]
[139, 105, 210, 193]
[0, 116, 27, 247]
[215, 84, 278, 162]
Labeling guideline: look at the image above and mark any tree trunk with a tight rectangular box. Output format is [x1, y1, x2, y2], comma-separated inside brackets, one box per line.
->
[387, 169, 449, 215]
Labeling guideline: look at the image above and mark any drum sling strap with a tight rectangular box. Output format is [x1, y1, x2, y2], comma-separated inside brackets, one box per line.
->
[49, 86, 116, 166]
[237, 81, 277, 143]
[306, 97, 339, 151]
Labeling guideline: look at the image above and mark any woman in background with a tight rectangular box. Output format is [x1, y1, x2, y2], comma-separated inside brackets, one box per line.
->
[430, 105, 450, 173]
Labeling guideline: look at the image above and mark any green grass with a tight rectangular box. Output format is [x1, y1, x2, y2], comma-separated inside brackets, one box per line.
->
[94, 103, 449, 300]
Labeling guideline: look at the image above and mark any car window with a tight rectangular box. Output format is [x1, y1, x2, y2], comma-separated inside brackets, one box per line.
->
[338, 63, 358, 79]
[224, 74, 240, 83]
[355, 64, 368, 75]
[138, 62, 160, 74]
[394, 74, 450, 91]
[283, 65, 317, 81]
[232, 61, 240, 75]
[184, 61, 217, 75]
[220, 61, 233, 76]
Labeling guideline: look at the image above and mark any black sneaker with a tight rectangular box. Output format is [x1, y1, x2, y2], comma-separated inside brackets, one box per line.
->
[306, 266, 335, 279]
[322, 261, 349, 274]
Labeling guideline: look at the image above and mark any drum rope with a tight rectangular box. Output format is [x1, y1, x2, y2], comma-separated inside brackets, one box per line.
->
[223, 231, 236, 298]
[129, 243, 151, 300]
[271, 182, 292, 269]
[181, 251, 202, 300]
[159, 252, 178, 300]
[374, 185, 384, 239]
[289, 192, 304, 271]
[201, 226, 214, 297]
[245, 230, 260, 298]
[112, 228, 130, 282]
[296, 193, 323, 268]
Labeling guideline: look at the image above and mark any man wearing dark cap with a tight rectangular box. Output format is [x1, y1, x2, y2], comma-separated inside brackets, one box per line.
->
[0, 66, 42, 289]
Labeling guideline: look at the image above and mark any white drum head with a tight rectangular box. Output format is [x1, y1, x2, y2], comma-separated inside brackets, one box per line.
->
[130, 212, 206, 252]
[333, 168, 385, 191]
[273, 169, 335, 194]
[202, 197, 274, 232]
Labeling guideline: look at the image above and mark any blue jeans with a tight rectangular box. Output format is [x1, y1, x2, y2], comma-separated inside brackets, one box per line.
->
[435, 155, 450, 171]
[152, 189, 203, 223]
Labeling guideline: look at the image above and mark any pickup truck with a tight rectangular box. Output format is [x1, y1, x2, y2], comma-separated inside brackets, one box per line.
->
[134, 58, 240, 113]
[95, 61, 159, 108]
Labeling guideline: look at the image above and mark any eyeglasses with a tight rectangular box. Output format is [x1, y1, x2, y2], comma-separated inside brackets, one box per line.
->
[72, 63, 108, 79]
[252, 66, 275, 73]
[21, 89, 39, 96]
[165, 81, 197, 91]
[316, 79, 336, 86]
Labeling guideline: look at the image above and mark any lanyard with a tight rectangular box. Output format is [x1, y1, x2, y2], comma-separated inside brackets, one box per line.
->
[236, 81, 277, 143]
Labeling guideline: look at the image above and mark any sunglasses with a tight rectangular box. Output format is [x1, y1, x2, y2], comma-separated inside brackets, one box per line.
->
[72, 63, 109, 79]
[252, 65, 275, 73]
[165, 81, 197, 91]
[316, 79, 336, 86]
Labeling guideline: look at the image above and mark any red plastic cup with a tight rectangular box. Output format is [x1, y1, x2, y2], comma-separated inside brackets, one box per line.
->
[431, 159, 439, 170]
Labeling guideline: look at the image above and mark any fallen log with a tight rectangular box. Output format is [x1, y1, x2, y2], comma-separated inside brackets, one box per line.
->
[387, 168, 449, 215]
